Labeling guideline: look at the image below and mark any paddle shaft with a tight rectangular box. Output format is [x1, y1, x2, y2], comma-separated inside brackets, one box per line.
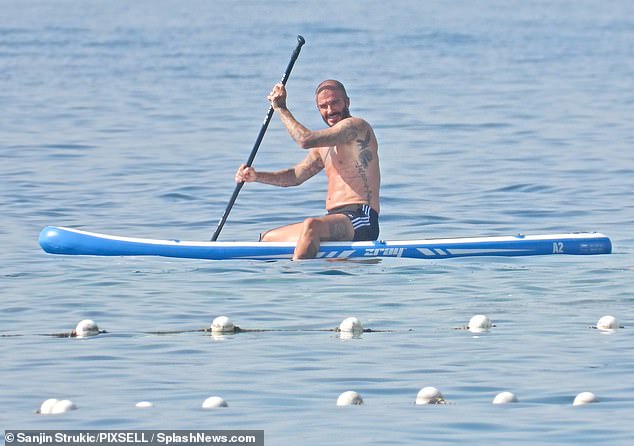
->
[211, 35, 306, 241]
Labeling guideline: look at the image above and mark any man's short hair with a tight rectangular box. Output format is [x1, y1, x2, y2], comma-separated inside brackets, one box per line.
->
[315, 79, 348, 98]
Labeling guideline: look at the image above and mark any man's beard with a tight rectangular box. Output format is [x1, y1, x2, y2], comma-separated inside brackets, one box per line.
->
[323, 106, 351, 126]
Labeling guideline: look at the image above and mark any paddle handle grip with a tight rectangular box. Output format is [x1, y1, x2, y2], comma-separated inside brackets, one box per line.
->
[211, 35, 305, 241]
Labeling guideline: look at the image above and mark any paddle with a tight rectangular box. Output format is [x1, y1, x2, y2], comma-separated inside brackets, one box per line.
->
[211, 35, 306, 241]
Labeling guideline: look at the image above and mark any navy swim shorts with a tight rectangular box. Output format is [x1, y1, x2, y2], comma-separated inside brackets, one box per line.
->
[328, 204, 380, 241]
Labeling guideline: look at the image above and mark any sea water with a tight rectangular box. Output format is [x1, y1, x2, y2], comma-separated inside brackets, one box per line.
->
[1, 0, 633, 444]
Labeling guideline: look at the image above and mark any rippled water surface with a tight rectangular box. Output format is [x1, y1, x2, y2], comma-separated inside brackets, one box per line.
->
[2, 1, 634, 444]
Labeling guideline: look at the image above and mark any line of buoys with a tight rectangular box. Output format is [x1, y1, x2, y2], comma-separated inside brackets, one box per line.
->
[35, 388, 602, 414]
[334, 388, 601, 407]
[5, 314, 623, 338]
[148, 315, 390, 337]
[453, 314, 626, 333]
[27, 313, 615, 416]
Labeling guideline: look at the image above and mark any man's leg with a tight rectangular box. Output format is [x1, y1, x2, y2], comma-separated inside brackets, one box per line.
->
[293, 214, 354, 260]
[260, 214, 355, 260]
[259, 222, 305, 242]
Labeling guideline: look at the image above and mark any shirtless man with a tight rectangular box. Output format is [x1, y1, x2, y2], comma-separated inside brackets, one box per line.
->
[235, 79, 380, 260]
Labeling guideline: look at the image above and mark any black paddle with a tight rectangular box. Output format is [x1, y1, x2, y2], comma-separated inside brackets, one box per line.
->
[211, 35, 306, 241]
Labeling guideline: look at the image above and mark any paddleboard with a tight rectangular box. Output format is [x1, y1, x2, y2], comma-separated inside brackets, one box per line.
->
[38, 226, 612, 260]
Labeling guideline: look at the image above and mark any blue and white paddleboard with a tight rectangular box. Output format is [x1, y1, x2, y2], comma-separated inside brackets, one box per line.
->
[38, 226, 612, 261]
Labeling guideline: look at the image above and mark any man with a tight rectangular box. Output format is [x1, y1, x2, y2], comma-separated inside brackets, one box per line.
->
[235, 79, 380, 260]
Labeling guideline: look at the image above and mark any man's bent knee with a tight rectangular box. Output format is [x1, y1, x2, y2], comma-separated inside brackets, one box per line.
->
[302, 217, 319, 231]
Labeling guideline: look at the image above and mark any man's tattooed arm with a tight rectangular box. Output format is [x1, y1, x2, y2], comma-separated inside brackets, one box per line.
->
[356, 130, 374, 168]
[277, 107, 359, 149]
[354, 130, 374, 203]
[255, 151, 324, 187]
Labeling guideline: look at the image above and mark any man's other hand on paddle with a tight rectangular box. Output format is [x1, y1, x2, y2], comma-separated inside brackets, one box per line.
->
[235, 164, 257, 183]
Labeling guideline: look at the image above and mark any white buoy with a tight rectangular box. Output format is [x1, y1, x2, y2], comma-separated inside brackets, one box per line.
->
[492, 391, 518, 404]
[336, 390, 364, 406]
[211, 316, 235, 334]
[339, 317, 363, 333]
[468, 315, 492, 333]
[38, 398, 59, 414]
[202, 396, 228, 408]
[415, 387, 445, 405]
[573, 392, 598, 406]
[51, 399, 77, 414]
[596, 315, 619, 331]
[135, 401, 154, 408]
[38, 398, 77, 415]
[75, 319, 100, 337]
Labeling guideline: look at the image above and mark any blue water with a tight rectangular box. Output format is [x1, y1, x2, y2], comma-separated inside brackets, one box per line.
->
[2, 0, 634, 444]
